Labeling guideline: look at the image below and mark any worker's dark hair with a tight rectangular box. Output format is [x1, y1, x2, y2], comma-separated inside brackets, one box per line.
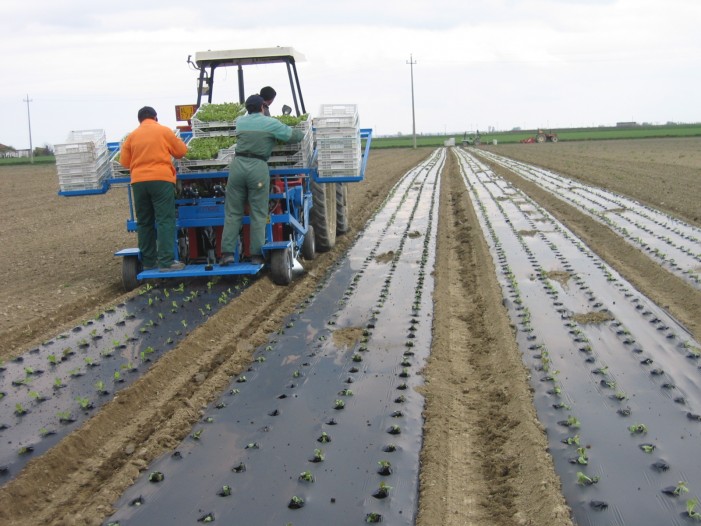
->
[260, 86, 276, 102]
[245, 95, 265, 114]
[137, 106, 157, 122]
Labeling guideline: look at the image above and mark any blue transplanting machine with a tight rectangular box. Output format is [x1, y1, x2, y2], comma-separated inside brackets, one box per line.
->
[57, 47, 372, 290]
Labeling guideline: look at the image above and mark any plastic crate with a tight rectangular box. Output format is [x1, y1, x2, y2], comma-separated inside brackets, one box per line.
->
[318, 165, 361, 178]
[58, 161, 111, 191]
[192, 127, 237, 138]
[177, 158, 231, 173]
[267, 149, 307, 169]
[314, 105, 359, 128]
[315, 104, 358, 127]
[56, 151, 111, 176]
[55, 149, 104, 166]
[317, 135, 361, 151]
[64, 129, 107, 150]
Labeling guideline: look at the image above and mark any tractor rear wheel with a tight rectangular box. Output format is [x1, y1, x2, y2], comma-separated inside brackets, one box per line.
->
[536, 134, 546, 143]
[336, 183, 349, 235]
[122, 256, 141, 292]
[310, 179, 337, 252]
[271, 247, 293, 285]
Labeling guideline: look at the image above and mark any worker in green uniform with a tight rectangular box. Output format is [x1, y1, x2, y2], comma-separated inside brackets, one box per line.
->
[220, 94, 305, 265]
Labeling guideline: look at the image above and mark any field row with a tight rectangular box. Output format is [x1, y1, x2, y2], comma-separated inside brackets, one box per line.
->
[475, 149, 701, 289]
[104, 150, 445, 525]
[456, 148, 701, 525]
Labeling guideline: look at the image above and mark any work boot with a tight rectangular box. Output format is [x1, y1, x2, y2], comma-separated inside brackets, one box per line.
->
[159, 261, 185, 272]
[250, 255, 265, 265]
[220, 253, 235, 266]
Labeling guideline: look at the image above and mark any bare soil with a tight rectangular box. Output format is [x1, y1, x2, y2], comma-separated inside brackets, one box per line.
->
[1, 139, 699, 526]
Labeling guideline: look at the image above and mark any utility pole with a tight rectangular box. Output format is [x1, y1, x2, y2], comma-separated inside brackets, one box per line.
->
[406, 54, 417, 149]
[23, 94, 34, 164]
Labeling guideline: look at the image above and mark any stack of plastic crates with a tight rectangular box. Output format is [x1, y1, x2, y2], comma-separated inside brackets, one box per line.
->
[267, 119, 313, 170]
[55, 129, 111, 193]
[314, 104, 361, 178]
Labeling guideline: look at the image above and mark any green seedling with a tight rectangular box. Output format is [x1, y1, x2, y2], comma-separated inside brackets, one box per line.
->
[57, 411, 74, 423]
[288, 496, 304, 509]
[76, 396, 92, 410]
[29, 390, 47, 402]
[148, 471, 164, 482]
[318, 432, 331, 443]
[628, 423, 648, 434]
[218, 485, 232, 497]
[576, 472, 599, 486]
[378, 460, 392, 475]
[576, 447, 588, 465]
[374, 481, 392, 498]
[39, 427, 55, 437]
[192, 429, 203, 440]
[47, 355, 57, 365]
[15, 403, 27, 416]
[564, 435, 580, 446]
[640, 444, 656, 453]
[566, 415, 581, 428]
[339, 389, 353, 396]
[299, 470, 314, 482]
[334, 399, 345, 410]
[312, 448, 325, 462]
[674, 481, 689, 496]
[687, 498, 701, 520]
[53, 377, 65, 389]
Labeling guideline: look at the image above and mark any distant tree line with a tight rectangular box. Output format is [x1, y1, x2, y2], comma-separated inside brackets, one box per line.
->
[0, 143, 53, 158]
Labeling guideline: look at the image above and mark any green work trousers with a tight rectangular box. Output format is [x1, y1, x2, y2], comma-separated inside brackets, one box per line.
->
[221, 157, 270, 257]
[132, 180, 176, 268]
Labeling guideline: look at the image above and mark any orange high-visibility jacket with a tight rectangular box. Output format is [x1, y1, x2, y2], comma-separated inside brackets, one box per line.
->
[120, 119, 188, 184]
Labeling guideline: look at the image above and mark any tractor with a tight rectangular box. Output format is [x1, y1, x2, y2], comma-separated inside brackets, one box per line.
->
[535, 129, 559, 143]
[462, 130, 481, 146]
[56, 47, 372, 289]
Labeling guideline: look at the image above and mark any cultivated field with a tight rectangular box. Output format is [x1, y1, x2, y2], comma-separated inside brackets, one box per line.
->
[1, 138, 700, 525]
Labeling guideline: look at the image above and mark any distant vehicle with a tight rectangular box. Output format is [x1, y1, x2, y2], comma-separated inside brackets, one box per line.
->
[521, 129, 559, 143]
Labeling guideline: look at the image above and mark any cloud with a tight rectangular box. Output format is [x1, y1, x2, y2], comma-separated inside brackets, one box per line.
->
[1, 0, 700, 148]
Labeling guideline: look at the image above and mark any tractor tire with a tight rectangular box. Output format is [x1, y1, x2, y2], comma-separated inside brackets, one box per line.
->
[271, 247, 293, 286]
[550, 135, 559, 143]
[536, 134, 546, 143]
[302, 224, 316, 260]
[122, 256, 141, 292]
[336, 183, 349, 235]
[310, 178, 337, 252]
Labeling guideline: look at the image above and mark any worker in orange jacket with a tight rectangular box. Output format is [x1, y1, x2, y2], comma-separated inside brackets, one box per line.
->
[120, 106, 188, 271]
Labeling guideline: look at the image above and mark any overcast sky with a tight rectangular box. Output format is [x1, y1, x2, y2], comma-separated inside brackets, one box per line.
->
[2, 0, 700, 149]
